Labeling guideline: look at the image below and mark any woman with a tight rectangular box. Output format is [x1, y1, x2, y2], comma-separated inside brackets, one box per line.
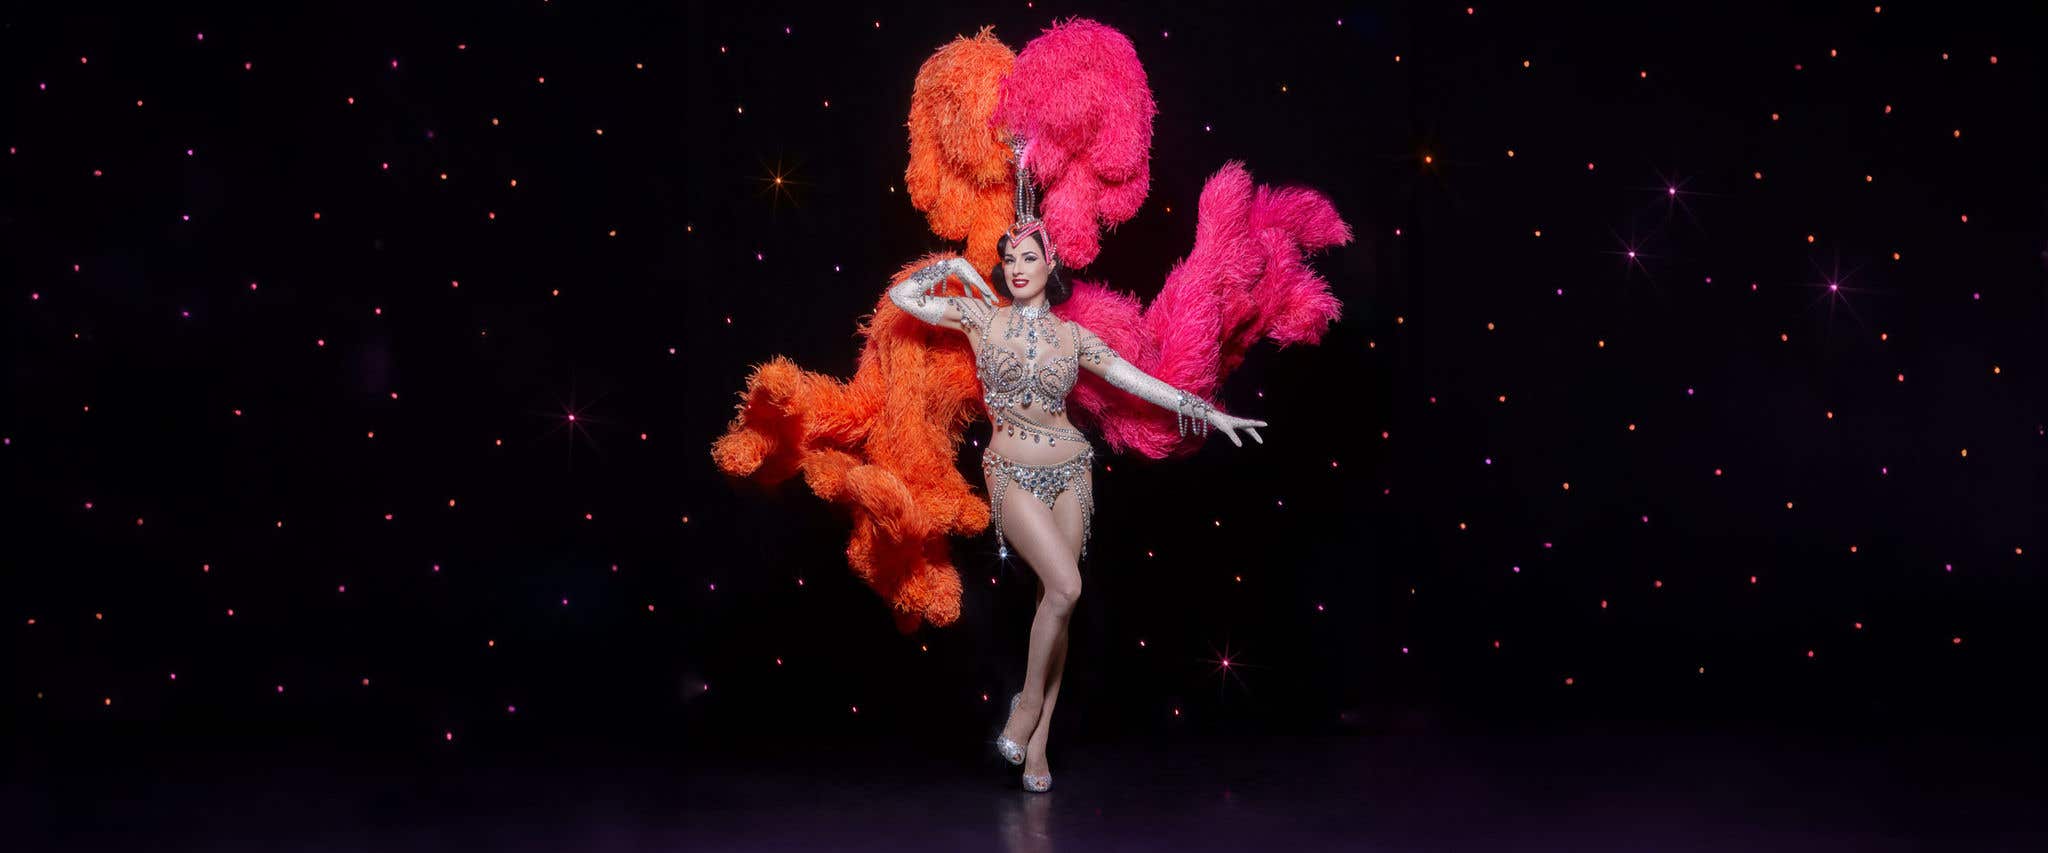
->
[713, 19, 1349, 794]
[888, 155, 1267, 791]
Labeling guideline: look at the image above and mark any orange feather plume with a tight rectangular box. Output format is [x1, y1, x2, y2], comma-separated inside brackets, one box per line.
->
[905, 26, 1016, 278]
[711, 254, 990, 633]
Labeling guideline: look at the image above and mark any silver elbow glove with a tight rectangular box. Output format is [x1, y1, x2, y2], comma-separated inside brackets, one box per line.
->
[1082, 336, 1216, 438]
[888, 259, 956, 324]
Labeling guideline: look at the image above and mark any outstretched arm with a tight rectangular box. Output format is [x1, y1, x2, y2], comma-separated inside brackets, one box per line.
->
[1075, 325, 1268, 447]
[888, 257, 1001, 334]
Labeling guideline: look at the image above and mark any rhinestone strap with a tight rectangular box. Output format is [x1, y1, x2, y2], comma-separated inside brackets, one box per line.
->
[1173, 390, 1213, 438]
[993, 407, 1087, 446]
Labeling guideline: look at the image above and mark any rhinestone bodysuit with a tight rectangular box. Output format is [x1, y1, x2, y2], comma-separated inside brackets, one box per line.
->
[954, 300, 1095, 563]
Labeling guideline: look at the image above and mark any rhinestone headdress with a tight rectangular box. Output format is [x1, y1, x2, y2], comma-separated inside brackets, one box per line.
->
[1004, 138, 1056, 266]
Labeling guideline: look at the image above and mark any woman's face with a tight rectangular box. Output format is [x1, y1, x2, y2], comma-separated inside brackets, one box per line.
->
[1002, 234, 1054, 303]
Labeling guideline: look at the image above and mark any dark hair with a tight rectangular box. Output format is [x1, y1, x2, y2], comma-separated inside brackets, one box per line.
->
[990, 231, 1071, 307]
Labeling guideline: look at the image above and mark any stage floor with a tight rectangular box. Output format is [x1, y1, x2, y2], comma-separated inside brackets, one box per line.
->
[11, 732, 2044, 851]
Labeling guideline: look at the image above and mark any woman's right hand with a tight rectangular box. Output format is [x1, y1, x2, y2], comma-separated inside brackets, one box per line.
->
[1204, 410, 1267, 447]
[948, 257, 1002, 306]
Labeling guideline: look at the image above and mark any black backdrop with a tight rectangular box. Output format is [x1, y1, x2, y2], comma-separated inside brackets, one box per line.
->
[5, 1, 2044, 765]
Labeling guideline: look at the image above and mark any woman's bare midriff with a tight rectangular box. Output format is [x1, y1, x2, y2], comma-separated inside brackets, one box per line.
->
[985, 407, 1089, 465]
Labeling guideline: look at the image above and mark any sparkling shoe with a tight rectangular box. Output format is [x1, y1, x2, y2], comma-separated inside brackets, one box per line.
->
[994, 692, 1026, 765]
[1022, 770, 1052, 792]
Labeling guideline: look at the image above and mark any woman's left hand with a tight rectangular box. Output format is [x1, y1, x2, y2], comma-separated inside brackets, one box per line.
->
[947, 258, 1001, 307]
[1205, 411, 1267, 447]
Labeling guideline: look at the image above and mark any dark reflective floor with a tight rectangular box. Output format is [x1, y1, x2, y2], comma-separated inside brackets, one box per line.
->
[10, 732, 2044, 851]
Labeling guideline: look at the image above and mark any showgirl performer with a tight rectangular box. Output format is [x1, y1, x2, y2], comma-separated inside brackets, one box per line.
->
[710, 19, 1353, 792]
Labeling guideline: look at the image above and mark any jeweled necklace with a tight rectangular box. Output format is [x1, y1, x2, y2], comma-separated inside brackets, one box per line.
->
[1005, 301, 1059, 360]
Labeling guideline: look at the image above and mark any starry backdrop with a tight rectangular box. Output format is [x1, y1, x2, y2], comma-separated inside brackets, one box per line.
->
[5, 1, 2044, 766]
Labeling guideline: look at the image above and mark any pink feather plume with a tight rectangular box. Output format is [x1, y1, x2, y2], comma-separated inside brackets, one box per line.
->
[1059, 161, 1353, 459]
[994, 17, 1156, 268]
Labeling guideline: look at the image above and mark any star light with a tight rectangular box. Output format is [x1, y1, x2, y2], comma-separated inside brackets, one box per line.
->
[755, 154, 806, 211]
[1800, 249, 1875, 334]
[1642, 169, 1713, 232]
[1605, 228, 1658, 280]
[1201, 638, 1258, 696]
[532, 381, 614, 469]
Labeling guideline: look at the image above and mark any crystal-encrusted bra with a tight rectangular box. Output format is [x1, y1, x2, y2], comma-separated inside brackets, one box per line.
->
[971, 308, 1080, 416]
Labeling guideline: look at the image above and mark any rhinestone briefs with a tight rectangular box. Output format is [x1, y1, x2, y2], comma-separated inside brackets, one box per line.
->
[981, 443, 1095, 565]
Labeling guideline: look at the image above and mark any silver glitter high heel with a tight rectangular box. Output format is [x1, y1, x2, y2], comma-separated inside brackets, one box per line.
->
[994, 692, 1026, 766]
[1022, 770, 1051, 792]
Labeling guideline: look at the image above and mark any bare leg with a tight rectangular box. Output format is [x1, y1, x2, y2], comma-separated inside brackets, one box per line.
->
[1026, 582, 1071, 747]
[1024, 467, 1089, 780]
[994, 477, 1083, 751]
[1024, 609, 1069, 777]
